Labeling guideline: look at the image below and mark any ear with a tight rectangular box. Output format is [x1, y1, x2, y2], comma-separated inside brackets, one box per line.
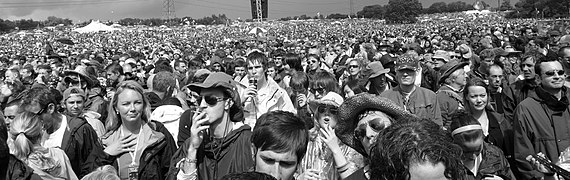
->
[47, 103, 56, 114]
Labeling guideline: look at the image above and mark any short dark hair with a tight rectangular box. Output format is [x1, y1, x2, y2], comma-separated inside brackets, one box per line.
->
[520, 50, 544, 69]
[154, 59, 173, 73]
[105, 64, 123, 75]
[234, 59, 247, 68]
[247, 52, 268, 69]
[221, 172, 277, 180]
[535, 56, 564, 77]
[174, 60, 186, 68]
[310, 71, 340, 94]
[369, 119, 465, 180]
[252, 111, 309, 162]
[19, 86, 58, 113]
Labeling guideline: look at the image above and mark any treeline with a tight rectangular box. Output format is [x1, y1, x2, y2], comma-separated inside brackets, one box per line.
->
[0, 16, 72, 33]
[117, 14, 231, 26]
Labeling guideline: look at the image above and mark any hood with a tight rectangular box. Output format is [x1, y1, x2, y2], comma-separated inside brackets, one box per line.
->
[150, 105, 185, 123]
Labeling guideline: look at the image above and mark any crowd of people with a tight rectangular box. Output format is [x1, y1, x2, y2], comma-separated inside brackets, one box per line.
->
[0, 16, 570, 180]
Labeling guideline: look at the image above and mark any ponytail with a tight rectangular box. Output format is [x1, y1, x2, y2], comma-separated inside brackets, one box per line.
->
[9, 112, 43, 160]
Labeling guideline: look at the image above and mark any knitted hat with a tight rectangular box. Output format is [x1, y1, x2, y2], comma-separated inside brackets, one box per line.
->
[335, 93, 416, 156]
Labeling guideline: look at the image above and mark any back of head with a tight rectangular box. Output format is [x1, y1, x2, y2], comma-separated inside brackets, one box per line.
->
[9, 112, 43, 160]
[252, 111, 309, 162]
[20, 86, 58, 113]
[81, 165, 120, 180]
[449, 110, 484, 144]
[370, 119, 464, 180]
[152, 71, 178, 93]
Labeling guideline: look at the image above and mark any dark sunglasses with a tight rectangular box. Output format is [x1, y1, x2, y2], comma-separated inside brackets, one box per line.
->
[124, 72, 134, 77]
[544, 70, 565, 77]
[317, 105, 338, 114]
[310, 87, 325, 94]
[348, 65, 359, 69]
[308, 60, 318, 64]
[354, 118, 386, 139]
[203, 95, 226, 106]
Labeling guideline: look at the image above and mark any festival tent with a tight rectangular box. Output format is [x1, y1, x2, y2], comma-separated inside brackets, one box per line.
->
[73, 20, 120, 33]
[248, 27, 267, 34]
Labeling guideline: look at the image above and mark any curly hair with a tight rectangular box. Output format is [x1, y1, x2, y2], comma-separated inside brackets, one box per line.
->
[369, 119, 465, 180]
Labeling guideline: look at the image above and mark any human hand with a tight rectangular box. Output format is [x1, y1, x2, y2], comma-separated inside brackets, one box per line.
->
[297, 94, 307, 107]
[320, 125, 340, 151]
[526, 152, 554, 174]
[104, 134, 137, 156]
[189, 111, 210, 150]
[244, 85, 258, 100]
[298, 169, 324, 180]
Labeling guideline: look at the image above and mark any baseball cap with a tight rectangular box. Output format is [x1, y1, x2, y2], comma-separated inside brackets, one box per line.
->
[63, 87, 86, 101]
[395, 54, 419, 71]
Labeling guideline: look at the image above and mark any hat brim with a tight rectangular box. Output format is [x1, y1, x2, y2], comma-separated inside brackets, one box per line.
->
[369, 69, 390, 78]
[308, 100, 340, 113]
[335, 93, 416, 156]
[396, 65, 418, 71]
[438, 62, 468, 85]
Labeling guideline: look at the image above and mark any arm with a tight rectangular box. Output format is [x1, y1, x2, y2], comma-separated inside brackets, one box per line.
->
[513, 105, 543, 180]
[431, 96, 444, 127]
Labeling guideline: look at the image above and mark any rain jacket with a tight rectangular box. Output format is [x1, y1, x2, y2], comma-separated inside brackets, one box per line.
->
[1, 154, 42, 180]
[64, 115, 115, 178]
[102, 121, 176, 180]
[464, 142, 515, 180]
[514, 86, 570, 180]
[436, 85, 464, 129]
[151, 105, 185, 146]
[167, 123, 255, 180]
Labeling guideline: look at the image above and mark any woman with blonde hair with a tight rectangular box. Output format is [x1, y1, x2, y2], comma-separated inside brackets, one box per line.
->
[102, 80, 176, 180]
[9, 112, 78, 180]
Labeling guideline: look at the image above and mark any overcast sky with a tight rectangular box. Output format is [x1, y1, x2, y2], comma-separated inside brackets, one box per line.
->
[0, 0, 512, 22]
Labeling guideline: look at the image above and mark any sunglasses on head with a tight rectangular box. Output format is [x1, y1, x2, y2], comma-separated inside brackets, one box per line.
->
[202, 95, 226, 106]
[544, 70, 565, 77]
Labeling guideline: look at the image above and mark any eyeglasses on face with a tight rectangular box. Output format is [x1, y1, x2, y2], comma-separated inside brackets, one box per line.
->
[202, 95, 226, 106]
[348, 65, 360, 69]
[354, 118, 386, 139]
[317, 105, 338, 114]
[310, 87, 325, 95]
[544, 70, 565, 77]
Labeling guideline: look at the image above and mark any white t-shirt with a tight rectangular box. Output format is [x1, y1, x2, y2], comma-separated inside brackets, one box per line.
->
[42, 116, 68, 148]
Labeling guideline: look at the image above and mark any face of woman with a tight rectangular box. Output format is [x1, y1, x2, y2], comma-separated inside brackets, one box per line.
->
[266, 67, 276, 79]
[355, 111, 392, 155]
[466, 86, 488, 112]
[348, 61, 361, 76]
[343, 85, 355, 98]
[116, 89, 144, 123]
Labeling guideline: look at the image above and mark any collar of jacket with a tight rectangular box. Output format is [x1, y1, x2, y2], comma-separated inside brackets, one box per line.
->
[534, 86, 570, 112]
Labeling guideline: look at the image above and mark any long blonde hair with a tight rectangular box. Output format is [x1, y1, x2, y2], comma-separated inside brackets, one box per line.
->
[9, 112, 43, 160]
[105, 80, 152, 132]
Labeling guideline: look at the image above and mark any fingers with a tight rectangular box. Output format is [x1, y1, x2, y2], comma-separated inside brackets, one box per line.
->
[120, 134, 137, 144]
[319, 128, 329, 138]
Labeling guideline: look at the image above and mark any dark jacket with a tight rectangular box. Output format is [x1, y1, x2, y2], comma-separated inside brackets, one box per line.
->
[514, 86, 570, 180]
[464, 142, 516, 180]
[105, 121, 177, 180]
[502, 79, 538, 124]
[1, 155, 42, 180]
[65, 115, 115, 178]
[168, 124, 255, 180]
[436, 85, 464, 129]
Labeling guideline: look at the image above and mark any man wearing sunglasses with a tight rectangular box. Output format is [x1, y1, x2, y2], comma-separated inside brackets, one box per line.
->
[240, 51, 295, 128]
[169, 72, 254, 180]
[513, 58, 570, 180]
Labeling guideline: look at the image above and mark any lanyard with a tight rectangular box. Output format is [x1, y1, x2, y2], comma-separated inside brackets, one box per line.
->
[120, 124, 143, 167]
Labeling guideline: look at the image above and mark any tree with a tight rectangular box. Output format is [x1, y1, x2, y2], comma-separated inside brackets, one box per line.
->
[44, 16, 72, 26]
[327, 13, 349, 19]
[507, 0, 569, 18]
[356, 5, 386, 19]
[447, 1, 473, 12]
[385, 0, 422, 24]
[499, 0, 514, 10]
[425, 2, 447, 14]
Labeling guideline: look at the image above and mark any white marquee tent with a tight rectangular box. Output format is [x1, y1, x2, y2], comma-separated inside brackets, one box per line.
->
[73, 20, 120, 33]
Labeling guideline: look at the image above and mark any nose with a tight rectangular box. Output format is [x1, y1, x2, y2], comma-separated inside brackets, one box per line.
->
[267, 163, 281, 180]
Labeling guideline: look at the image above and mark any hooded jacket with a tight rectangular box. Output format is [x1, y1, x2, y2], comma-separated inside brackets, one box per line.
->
[514, 86, 570, 180]
[102, 121, 176, 180]
[502, 79, 538, 124]
[1, 155, 42, 180]
[151, 105, 185, 145]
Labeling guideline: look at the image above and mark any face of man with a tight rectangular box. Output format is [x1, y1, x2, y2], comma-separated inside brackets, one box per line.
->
[24, 101, 56, 134]
[255, 149, 298, 180]
[234, 67, 246, 78]
[396, 69, 417, 86]
[247, 60, 265, 81]
[65, 94, 84, 117]
[488, 66, 504, 89]
[212, 63, 222, 72]
[274, 57, 283, 68]
[355, 110, 392, 155]
[38, 68, 50, 77]
[106, 71, 120, 85]
[307, 57, 320, 71]
[521, 57, 536, 80]
[4, 70, 17, 83]
[177, 62, 187, 74]
[20, 69, 31, 79]
[3, 105, 18, 131]
[539, 61, 566, 90]
[199, 88, 230, 124]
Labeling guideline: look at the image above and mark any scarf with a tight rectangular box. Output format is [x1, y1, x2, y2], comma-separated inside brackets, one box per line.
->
[535, 86, 569, 112]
